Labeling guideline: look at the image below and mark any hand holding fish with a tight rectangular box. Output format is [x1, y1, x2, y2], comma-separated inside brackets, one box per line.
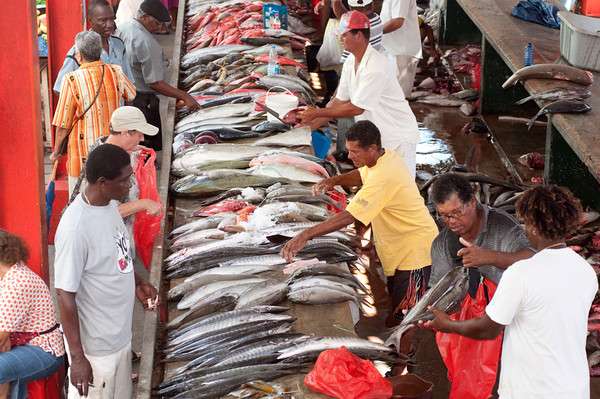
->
[312, 177, 335, 196]
[457, 237, 492, 268]
[419, 307, 454, 333]
[136, 281, 159, 310]
[281, 232, 309, 262]
[298, 106, 321, 124]
[182, 93, 201, 111]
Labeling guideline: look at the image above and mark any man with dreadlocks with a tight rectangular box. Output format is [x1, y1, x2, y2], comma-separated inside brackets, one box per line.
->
[424, 185, 597, 399]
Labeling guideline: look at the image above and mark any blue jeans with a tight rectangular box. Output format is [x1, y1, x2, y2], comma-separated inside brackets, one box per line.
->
[0, 345, 64, 399]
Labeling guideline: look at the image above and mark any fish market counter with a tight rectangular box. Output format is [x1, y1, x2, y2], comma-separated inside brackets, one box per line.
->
[446, 0, 600, 207]
[134, 0, 368, 396]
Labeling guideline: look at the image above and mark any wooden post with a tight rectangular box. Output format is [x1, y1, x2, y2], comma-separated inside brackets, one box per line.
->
[0, 1, 48, 279]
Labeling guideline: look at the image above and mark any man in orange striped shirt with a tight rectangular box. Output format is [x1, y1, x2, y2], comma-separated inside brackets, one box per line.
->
[52, 30, 136, 194]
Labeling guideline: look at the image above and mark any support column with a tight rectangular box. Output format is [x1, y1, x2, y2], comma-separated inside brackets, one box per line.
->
[46, 0, 85, 242]
[545, 122, 600, 209]
[0, 2, 47, 278]
[480, 38, 528, 114]
[442, 0, 481, 45]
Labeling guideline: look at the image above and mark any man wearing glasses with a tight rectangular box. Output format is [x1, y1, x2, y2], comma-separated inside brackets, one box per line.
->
[118, 0, 199, 153]
[428, 173, 534, 397]
[429, 173, 534, 288]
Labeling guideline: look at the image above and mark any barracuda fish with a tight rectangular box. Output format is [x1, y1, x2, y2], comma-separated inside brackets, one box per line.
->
[250, 154, 330, 178]
[168, 310, 294, 348]
[277, 336, 397, 362]
[168, 274, 250, 302]
[171, 170, 286, 196]
[163, 319, 293, 363]
[175, 103, 255, 131]
[287, 285, 359, 305]
[172, 144, 272, 177]
[265, 193, 337, 207]
[206, 335, 308, 370]
[178, 278, 272, 310]
[248, 202, 329, 225]
[385, 267, 469, 350]
[416, 94, 467, 107]
[219, 254, 288, 268]
[264, 185, 314, 199]
[250, 164, 323, 183]
[235, 283, 289, 309]
[257, 76, 315, 102]
[175, 115, 265, 136]
[242, 44, 287, 56]
[502, 63, 594, 89]
[515, 87, 592, 105]
[289, 276, 358, 297]
[166, 247, 282, 279]
[164, 364, 304, 399]
[252, 127, 312, 147]
[166, 294, 238, 330]
[527, 99, 591, 130]
[170, 214, 231, 237]
[181, 45, 256, 69]
[170, 228, 227, 249]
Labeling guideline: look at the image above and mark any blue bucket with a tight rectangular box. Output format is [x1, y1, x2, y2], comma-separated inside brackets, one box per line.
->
[311, 130, 332, 159]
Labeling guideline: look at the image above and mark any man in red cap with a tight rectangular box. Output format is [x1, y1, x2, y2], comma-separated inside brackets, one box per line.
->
[299, 11, 420, 176]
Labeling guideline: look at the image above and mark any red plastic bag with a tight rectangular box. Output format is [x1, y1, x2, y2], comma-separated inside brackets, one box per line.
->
[304, 347, 392, 399]
[435, 278, 502, 399]
[133, 149, 162, 269]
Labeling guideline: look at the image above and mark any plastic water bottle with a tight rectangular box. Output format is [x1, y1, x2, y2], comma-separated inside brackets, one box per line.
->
[267, 45, 280, 76]
[524, 43, 534, 67]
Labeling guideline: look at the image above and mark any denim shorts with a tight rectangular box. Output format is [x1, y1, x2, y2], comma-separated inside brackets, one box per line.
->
[0, 345, 64, 399]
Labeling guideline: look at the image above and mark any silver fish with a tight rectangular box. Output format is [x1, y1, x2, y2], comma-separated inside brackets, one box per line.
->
[178, 277, 271, 310]
[515, 87, 591, 105]
[277, 336, 395, 361]
[251, 127, 313, 147]
[385, 267, 469, 349]
[416, 94, 466, 107]
[235, 283, 289, 309]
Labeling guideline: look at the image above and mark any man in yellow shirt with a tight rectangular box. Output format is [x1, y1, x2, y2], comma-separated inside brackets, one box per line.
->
[281, 120, 438, 326]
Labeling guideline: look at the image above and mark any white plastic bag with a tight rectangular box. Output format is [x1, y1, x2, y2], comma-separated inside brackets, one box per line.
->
[316, 18, 343, 68]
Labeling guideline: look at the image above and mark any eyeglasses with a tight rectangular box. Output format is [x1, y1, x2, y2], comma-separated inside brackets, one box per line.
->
[436, 203, 469, 222]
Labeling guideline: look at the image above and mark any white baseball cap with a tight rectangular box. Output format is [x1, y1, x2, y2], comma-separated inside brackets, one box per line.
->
[348, 0, 373, 7]
[110, 106, 159, 136]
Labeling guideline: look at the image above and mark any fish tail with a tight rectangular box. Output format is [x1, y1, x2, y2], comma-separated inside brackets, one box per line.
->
[527, 112, 541, 131]
[515, 95, 533, 105]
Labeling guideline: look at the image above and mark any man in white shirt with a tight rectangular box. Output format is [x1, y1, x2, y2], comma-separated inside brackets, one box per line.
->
[423, 185, 597, 399]
[380, 0, 421, 96]
[299, 11, 420, 176]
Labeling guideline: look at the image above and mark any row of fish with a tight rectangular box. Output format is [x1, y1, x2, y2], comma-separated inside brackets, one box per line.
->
[159, 2, 391, 395]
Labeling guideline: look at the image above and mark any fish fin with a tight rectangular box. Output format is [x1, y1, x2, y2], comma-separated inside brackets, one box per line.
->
[515, 95, 533, 105]
[527, 109, 544, 131]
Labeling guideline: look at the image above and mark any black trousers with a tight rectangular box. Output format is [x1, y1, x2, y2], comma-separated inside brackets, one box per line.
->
[132, 92, 162, 151]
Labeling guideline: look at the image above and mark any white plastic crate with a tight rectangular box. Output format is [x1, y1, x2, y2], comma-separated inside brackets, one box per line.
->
[558, 11, 600, 72]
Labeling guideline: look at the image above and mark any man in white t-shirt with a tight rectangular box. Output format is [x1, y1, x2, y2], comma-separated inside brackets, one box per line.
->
[380, 0, 421, 96]
[55, 144, 158, 399]
[423, 185, 597, 399]
[299, 11, 420, 176]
